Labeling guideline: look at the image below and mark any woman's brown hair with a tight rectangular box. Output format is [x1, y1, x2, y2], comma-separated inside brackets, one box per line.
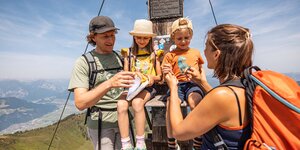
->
[207, 24, 254, 80]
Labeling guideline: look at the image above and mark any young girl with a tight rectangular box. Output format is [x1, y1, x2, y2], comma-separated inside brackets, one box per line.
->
[161, 17, 205, 150]
[117, 19, 162, 150]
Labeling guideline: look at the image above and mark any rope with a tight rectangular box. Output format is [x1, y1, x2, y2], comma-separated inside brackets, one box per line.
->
[208, 0, 218, 25]
[48, 0, 106, 149]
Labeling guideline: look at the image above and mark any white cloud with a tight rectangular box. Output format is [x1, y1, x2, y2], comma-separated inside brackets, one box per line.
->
[0, 0, 299, 81]
[0, 52, 75, 81]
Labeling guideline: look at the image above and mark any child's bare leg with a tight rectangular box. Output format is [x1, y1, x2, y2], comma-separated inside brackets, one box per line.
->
[117, 99, 130, 138]
[166, 98, 173, 137]
[132, 91, 151, 136]
[117, 95, 132, 149]
[132, 90, 151, 149]
[187, 92, 202, 110]
[166, 98, 178, 149]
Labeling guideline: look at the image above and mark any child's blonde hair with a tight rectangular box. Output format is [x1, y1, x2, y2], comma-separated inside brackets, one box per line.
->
[171, 17, 193, 38]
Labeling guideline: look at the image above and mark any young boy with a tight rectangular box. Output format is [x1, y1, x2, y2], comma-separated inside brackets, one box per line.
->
[162, 17, 205, 150]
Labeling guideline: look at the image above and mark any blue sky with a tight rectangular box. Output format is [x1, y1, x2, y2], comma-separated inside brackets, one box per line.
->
[0, 0, 299, 80]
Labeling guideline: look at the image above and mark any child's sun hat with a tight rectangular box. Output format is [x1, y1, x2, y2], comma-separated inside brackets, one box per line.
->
[130, 19, 156, 37]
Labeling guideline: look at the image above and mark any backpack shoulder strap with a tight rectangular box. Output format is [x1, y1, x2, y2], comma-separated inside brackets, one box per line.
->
[225, 86, 243, 126]
[242, 66, 261, 120]
[112, 50, 124, 67]
[82, 50, 97, 125]
[128, 48, 132, 71]
[83, 50, 123, 90]
[82, 51, 97, 90]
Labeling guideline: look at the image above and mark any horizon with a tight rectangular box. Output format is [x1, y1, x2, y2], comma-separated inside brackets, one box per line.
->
[0, 0, 300, 80]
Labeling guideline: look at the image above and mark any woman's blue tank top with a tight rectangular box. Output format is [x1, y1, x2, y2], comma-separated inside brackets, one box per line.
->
[201, 123, 251, 150]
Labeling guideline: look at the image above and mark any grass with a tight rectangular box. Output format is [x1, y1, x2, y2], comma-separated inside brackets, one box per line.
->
[0, 113, 93, 150]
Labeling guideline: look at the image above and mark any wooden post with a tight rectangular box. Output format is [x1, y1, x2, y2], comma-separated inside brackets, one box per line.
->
[145, 96, 192, 150]
[146, 1, 193, 149]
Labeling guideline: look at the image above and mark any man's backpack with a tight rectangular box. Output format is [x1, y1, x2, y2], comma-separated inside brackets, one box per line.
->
[242, 66, 300, 150]
[82, 50, 123, 150]
[210, 66, 300, 150]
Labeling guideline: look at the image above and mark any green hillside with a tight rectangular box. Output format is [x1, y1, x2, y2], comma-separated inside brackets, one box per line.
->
[0, 113, 93, 150]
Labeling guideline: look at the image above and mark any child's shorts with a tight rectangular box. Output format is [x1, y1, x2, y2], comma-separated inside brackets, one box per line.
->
[164, 82, 205, 102]
[144, 85, 159, 99]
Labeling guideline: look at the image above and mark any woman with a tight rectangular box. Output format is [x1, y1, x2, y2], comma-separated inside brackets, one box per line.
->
[164, 24, 253, 149]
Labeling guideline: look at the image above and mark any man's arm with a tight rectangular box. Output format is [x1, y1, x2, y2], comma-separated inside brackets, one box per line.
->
[74, 71, 135, 110]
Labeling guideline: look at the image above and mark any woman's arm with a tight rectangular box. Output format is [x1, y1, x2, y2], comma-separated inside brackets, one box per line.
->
[165, 72, 234, 140]
[171, 89, 235, 140]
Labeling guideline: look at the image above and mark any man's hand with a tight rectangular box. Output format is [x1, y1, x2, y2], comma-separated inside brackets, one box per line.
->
[108, 71, 135, 88]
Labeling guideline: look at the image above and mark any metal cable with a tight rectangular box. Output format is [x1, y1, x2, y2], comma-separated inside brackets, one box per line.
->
[48, 0, 106, 149]
[48, 92, 71, 150]
[209, 0, 218, 25]
[84, 0, 106, 54]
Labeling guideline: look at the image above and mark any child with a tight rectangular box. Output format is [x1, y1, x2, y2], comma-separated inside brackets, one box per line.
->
[117, 19, 162, 150]
[162, 17, 205, 150]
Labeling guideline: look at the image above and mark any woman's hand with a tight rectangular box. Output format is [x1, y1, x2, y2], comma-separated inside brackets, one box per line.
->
[165, 72, 178, 90]
[108, 71, 135, 88]
[186, 67, 211, 92]
[185, 67, 207, 83]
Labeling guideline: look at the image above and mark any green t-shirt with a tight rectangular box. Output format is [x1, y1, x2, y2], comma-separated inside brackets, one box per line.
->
[68, 50, 123, 129]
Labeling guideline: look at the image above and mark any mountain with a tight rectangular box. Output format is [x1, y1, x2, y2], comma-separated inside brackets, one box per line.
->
[0, 79, 78, 135]
[0, 113, 93, 150]
[284, 72, 300, 82]
[0, 97, 57, 131]
[206, 72, 300, 87]
[0, 79, 70, 102]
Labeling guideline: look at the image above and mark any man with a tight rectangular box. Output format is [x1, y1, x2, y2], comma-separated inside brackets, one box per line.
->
[68, 16, 135, 150]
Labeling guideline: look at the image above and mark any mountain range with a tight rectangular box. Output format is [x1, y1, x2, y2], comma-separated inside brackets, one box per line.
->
[0, 72, 299, 135]
[0, 79, 69, 102]
[0, 79, 79, 135]
[0, 97, 56, 131]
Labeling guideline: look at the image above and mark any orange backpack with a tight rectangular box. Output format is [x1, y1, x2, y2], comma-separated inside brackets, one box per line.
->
[243, 66, 300, 150]
[208, 66, 300, 150]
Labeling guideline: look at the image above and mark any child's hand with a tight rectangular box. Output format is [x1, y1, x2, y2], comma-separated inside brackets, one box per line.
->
[121, 48, 129, 57]
[147, 75, 154, 87]
[162, 63, 173, 75]
[165, 72, 178, 89]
